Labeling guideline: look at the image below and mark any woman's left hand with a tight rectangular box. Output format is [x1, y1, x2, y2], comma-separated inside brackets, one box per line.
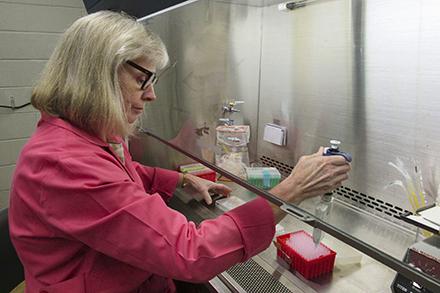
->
[183, 174, 232, 204]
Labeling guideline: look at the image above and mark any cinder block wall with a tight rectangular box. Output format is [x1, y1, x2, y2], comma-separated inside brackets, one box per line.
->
[0, 0, 86, 209]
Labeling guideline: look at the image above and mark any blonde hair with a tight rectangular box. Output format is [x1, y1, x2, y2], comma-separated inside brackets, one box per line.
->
[31, 11, 169, 138]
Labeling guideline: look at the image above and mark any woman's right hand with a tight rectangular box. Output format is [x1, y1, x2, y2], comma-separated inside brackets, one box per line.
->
[271, 147, 351, 205]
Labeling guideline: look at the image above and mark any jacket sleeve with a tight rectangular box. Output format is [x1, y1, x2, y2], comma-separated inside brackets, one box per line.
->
[40, 155, 275, 282]
[131, 161, 179, 202]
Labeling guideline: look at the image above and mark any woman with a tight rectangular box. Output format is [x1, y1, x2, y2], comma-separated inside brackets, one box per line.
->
[9, 11, 350, 293]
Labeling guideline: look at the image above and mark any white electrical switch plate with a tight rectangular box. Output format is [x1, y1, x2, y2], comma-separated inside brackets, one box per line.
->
[263, 123, 287, 146]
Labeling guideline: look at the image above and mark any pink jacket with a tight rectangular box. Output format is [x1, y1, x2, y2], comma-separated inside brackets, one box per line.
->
[9, 115, 275, 293]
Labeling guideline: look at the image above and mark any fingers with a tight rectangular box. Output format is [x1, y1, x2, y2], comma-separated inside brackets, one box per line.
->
[325, 155, 349, 166]
[314, 146, 325, 156]
[202, 183, 232, 205]
[322, 160, 350, 187]
[329, 163, 351, 177]
[201, 190, 212, 205]
[208, 183, 232, 197]
[280, 147, 352, 202]
[328, 173, 349, 190]
[310, 147, 350, 166]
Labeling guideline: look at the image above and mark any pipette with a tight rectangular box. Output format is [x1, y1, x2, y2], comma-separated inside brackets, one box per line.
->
[313, 140, 352, 245]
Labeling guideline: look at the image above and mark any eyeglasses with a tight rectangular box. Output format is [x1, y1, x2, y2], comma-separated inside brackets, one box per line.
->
[126, 60, 158, 90]
[126, 60, 178, 90]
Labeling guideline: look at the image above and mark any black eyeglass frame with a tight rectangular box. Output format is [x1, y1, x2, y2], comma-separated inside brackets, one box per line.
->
[126, 60, 158, 90]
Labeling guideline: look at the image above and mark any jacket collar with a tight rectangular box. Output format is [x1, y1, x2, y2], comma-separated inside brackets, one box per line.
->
[39, 113, 124, 147]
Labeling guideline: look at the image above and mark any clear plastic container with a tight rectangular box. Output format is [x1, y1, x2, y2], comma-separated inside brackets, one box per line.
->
[215, 125, 250, 179]
[245, 167, 281, 189]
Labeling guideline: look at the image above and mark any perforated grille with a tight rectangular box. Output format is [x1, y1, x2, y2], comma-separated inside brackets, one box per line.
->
[260, 156, 293, 178]
[334, 186, 411, 221]
[226, 258, 293, 293]
[259, 156, 413, 226]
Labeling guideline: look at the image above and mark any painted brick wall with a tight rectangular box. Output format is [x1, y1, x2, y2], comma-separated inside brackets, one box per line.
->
[0, 0, 86, 209]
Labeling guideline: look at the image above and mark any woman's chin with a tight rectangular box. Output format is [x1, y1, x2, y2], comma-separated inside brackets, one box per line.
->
[127, 113, 143, 124]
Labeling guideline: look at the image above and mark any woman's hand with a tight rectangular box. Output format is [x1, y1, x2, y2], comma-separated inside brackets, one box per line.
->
[181, 174, 232, 205]
[269, 147, 351, 222]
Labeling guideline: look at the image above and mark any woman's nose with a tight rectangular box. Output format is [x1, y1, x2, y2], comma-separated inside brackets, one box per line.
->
[143, 85, 156, 102]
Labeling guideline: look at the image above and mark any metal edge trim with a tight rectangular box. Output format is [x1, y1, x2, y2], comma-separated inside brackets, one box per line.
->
[136, 0, 200, 22]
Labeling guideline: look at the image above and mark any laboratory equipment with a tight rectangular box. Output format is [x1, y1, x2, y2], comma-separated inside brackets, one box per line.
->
[276, 230, 336, 280]
[245, 167, 281, 190]
[215, 125, 250, 179]
[392, 235, 440, 293]
[313, 140, 352, 245]
[179, 163, 216, 182]
[133, 0, 440, 291]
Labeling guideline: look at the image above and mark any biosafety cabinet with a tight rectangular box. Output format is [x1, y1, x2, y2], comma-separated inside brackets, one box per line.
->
[130, 0, 440, 292]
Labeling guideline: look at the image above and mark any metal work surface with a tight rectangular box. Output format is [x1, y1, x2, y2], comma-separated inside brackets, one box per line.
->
[225, 258, 294, 293]
[171, 183, 403, 292]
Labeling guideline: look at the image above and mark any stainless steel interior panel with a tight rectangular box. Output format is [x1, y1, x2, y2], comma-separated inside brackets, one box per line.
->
[257, 0, 354, 164]
[139, 0, 262, 166]
[361, 0, 440, 208]
[257, 0, 440, 212]
[133, 0, 440, 229]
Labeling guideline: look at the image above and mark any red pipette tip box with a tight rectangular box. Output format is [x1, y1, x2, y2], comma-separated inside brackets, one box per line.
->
[178, 163, 216, 182]
[275, 230, 336, 280]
